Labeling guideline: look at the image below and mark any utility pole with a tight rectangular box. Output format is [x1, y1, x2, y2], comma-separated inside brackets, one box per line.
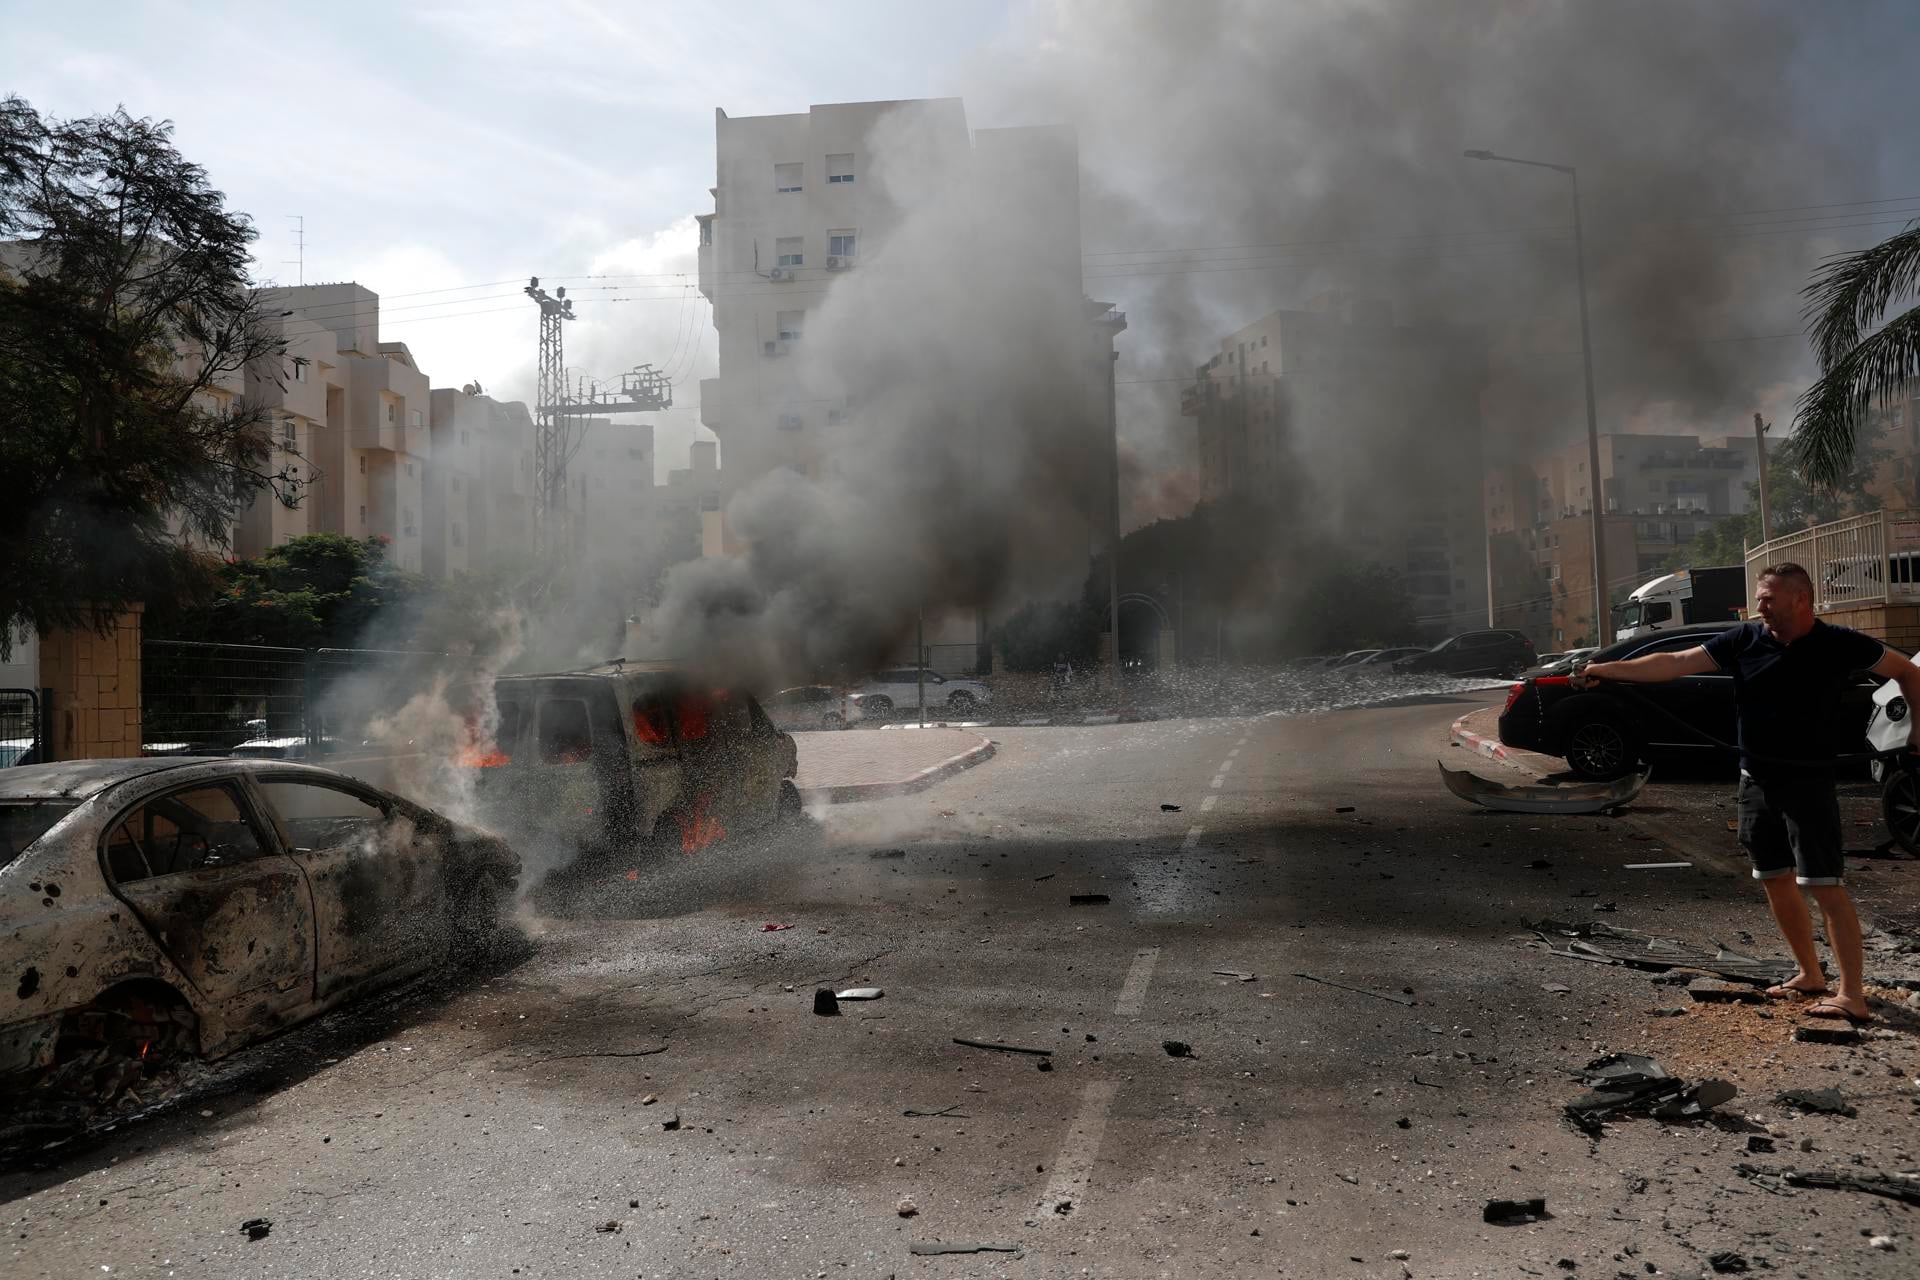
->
[917, 611, 926, 728]
[1753, 413, 1773, 548]
[525, 278, 575, 556]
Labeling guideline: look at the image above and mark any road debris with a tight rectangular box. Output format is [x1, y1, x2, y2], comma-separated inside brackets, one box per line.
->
[1483, 1197, 1549, 1225]
[761, 922, 795, 932]
[902, 1105, 968, 1118]
[836, 988, 884, 1000]
[1624, 861, 1692, 870]
[1161, 804, 1182, 812]
[660, 1114, 681, 1131]
[596, 1220, 622, 1234]
[814, 990, 841, 1017]
[1688, 979, 1766, 1004]
[896, 1197, 919, 1217]
[1736, 1164, 1920, 1206]
[1213, 969, 1256, 981]
[1335, 805, 1356, 813]
[1793, 1024, 1861, 1046]
[1528, 919, 1788, 986]
[1747, 1135, 1775, 1154]
[1774, 1087, 1856, 1117]
[1293, 972, 1417, 1005]
[1069, 894, 1111, 905]
[870, 849, 906, 859]
[1563, 1052, 1736, 1134]
[241, 1218, 272, 1242]
[1032, 873, 1055, 881]
[1707, 1250, 1749, 1273]
[1440, 763, 1647, 813]
[1163, 1040, 1194, 1058]
[953, 1037, 1052, 1057]
[910, 1242, 1024, 1257]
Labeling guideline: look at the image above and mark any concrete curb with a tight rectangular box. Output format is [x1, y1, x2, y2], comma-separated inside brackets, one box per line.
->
[798, 733, 997, 805]
[1449, 713, 1516, 765]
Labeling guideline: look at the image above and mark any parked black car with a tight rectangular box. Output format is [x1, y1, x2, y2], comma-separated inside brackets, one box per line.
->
[1393, 629, 1537, 679]
[1495, 623, 1880, 779]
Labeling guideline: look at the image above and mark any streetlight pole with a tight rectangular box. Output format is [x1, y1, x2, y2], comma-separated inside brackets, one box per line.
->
[1466, 149, 1610, 646]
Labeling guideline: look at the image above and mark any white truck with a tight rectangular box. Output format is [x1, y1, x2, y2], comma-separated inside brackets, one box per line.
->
[1613, 566, 1746, 641]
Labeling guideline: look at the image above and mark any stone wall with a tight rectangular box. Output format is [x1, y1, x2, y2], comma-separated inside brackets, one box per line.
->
[38, 606, 143, 759]
[1816, 601, 1920, 652]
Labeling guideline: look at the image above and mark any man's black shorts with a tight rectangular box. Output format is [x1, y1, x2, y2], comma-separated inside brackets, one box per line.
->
[1735, 774, 1845, 885]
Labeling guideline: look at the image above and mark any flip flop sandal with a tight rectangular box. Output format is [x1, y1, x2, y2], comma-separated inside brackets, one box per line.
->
[1804, 999, 1873, 1026]
[1765, 984, 1829, 1000]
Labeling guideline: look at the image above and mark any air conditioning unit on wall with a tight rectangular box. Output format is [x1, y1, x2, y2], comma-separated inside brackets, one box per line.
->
[769, 267, 794, 282]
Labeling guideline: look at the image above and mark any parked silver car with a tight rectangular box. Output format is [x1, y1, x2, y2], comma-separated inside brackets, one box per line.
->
[1, 757, 519, 1108]
[763, 686, 866, 731]
[852, 668, 991, 715]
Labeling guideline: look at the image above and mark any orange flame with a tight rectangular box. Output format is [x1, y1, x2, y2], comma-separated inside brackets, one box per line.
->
[457, 747, 511, 768]
[679, 794, 726, 854]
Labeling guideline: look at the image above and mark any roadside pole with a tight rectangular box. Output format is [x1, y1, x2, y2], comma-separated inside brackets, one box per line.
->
[917, 611, 926, 728]
[1753, 413, 1773, 546]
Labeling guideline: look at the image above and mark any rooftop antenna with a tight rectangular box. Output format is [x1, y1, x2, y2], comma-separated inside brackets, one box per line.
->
[285, 215, 305, 285]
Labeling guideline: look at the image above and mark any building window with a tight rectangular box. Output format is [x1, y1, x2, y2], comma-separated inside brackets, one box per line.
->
[402, 507, 416, 537]
[386, 401, 396, 423]
[827, 153, 854, 184]
[451, 522, 464, 548]
[290, 359, 308, 383]
[411, 409, 422, 429]
[358, 505, 366, 525]
[828, 230, 856, 259]
[776, 237, 803, 268]
[281, 418, 297, 447]
[775, 163, 802, 194]
[357, 455, 366, 475]
[698, 218, 713, 246]
[776, 309, 804, 341]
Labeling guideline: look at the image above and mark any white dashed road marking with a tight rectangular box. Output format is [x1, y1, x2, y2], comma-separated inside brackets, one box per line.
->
[1200, 794, 1218, 813]
[1181, 825, 1204, 851]
[1039, 1080, 1123, 1219]
[1209, 775, 1224, 789]
[1113, 946, 1160, 1016]
[1218, 757, 1236, 774]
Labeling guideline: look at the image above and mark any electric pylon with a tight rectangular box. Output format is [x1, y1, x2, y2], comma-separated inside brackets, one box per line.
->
[525, 277, 574, 555]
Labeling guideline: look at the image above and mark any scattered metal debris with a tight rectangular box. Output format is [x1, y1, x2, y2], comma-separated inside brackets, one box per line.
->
[902, 1104, 968, 1118]
[952, 1037, 1052, 1057]
[1440, 762, 1648, 814]
[761, 922, 795, 932]
[1747, 1136, 1776, 1154]
[813, 990, 840, 1017]
[1069, 894, 1111, 906]
[1213, 969, 1256, 982]
[1162, 1040, 1194, 1058]
[1793, 1024, 1861, 1046]
[1032, 873, 1055, 881]
[1689, 980, 1766, 1005]
[1707, 1250, 1750, 1273]
[1483, 1197, 1549, 1225]
[1161, 804, 1181, 812]
[595, 1220, 622, 1234]
[1774, 1087, 1856, 1117]
[1528, 920, 1788, 986]
[1738, 1164, 1920, 1206]
[1563, 1053, 1736, 1135]
[835, 988, 884, 1001]
[1335, 805, 1357, 813]
[241, 1218, 272, 1242]
[1624, 861, 1692, 870]
[660, 1114, 681, 1131]
[1292, 972, 1417, 1006]
[910, 1242, 1024, 1257]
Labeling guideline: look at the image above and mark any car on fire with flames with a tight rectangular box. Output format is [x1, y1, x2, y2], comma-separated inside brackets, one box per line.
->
[0, 757, 519, 1110]
[458, 663, 802, 860]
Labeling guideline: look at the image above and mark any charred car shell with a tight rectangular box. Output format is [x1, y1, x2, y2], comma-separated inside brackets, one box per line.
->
[0, 758, 518, 1099]
[458, 664, 800, 860]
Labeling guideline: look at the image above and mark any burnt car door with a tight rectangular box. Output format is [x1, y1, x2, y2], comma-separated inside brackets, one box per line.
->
[528, 680, 638, 853]
[252, 777, 445, 1000]
[103, 781, 317, 1024]
[668, 690, 752, 848]
[740, 696, 789, 819]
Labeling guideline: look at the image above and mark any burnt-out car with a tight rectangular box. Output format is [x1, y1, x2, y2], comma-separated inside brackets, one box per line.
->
[460, 663, 801, 860]
[0, 758, 518, 1107]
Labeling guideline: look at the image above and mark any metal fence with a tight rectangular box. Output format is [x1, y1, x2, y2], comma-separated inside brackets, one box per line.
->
[141, 641, 465, 757]
[1746, 509, 1920, 610]
[1, 688, 43, 766]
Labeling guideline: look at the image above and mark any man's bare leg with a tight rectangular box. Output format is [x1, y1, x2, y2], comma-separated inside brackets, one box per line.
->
[1760, 875, 1828, 996]
[1805, 884, 1870, 1020]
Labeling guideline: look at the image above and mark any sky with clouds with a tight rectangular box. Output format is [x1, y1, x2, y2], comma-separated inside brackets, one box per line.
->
[2, 0, 1017, 477]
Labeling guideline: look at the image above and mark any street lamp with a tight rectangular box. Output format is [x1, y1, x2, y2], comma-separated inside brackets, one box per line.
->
[1465, 148, 1610, 646]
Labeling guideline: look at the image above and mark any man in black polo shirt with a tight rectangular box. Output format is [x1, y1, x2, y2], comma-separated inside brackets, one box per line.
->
[1575, 562, 1920, 1024]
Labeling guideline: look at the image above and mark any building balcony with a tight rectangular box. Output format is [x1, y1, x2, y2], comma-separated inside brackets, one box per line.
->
[697, 241, 713, 301]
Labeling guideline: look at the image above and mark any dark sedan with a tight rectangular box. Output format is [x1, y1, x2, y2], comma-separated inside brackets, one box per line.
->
[1394, 629, 1537, 679]
[1496, 624, 1879, 779]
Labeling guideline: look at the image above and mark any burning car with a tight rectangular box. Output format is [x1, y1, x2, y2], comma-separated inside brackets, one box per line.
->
[458, 662, 802, 861]
[0, 757, 519, 1112]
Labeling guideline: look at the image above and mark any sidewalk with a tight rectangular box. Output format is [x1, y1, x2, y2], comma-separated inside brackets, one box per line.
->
[792, 726, 995, 804]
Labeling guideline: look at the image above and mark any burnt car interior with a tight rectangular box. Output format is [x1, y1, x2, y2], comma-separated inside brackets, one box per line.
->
[103, 785, 271, 882]
[257, 780, 390, 852]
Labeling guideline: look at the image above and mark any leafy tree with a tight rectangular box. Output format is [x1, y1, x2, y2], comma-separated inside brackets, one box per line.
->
[1666, 430, 1891, 570]
[0, 96, 295, 654]
[150, 534, 419, 650]
[1792, 222, 1920, 486]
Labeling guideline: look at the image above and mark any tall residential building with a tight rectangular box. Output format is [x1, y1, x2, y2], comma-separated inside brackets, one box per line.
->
[423, 388, 537, 577]
[693, 98, 1126, 668]
[1182, 295, 1489, 636]
[1485, 431, 1761, 648]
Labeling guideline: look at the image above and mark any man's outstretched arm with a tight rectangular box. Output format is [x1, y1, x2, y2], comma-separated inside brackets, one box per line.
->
[1574, 645, 1717, 689]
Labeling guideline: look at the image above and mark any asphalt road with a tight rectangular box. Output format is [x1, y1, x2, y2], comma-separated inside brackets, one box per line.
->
[6, 691, 1919, 1279]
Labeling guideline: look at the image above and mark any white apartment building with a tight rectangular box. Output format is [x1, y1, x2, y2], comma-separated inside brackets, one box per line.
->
[423, 388, 538, 577]
[694, 98, 1126, 670]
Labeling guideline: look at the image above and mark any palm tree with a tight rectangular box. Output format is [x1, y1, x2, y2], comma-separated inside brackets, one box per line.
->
[1792, 223, 1920, 487]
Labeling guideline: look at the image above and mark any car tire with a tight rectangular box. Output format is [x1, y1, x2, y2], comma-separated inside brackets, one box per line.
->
[947, 690, 976, 712]
[866, 696, 894, 716]
[822, 711, 844, 729]
[1882, 767, 1920, 857]
[1564, 716, 1639, 781]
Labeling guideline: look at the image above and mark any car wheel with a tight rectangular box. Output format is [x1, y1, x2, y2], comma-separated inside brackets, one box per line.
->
[947, 690, 976, 712]
[1497, 660, 1522, 680]
[822, 711, 844, 729]
[38, 984, 197, 1108]
[449, 875, 506, 962]
[1882, 767, 1920, 857]
[1565, 717, 1638, 781]
[865, 695, 894, 716]
[778, 779, 805, 822]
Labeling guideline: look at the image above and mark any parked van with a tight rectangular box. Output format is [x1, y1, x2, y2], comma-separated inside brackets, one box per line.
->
[458, 662, 800, 861]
